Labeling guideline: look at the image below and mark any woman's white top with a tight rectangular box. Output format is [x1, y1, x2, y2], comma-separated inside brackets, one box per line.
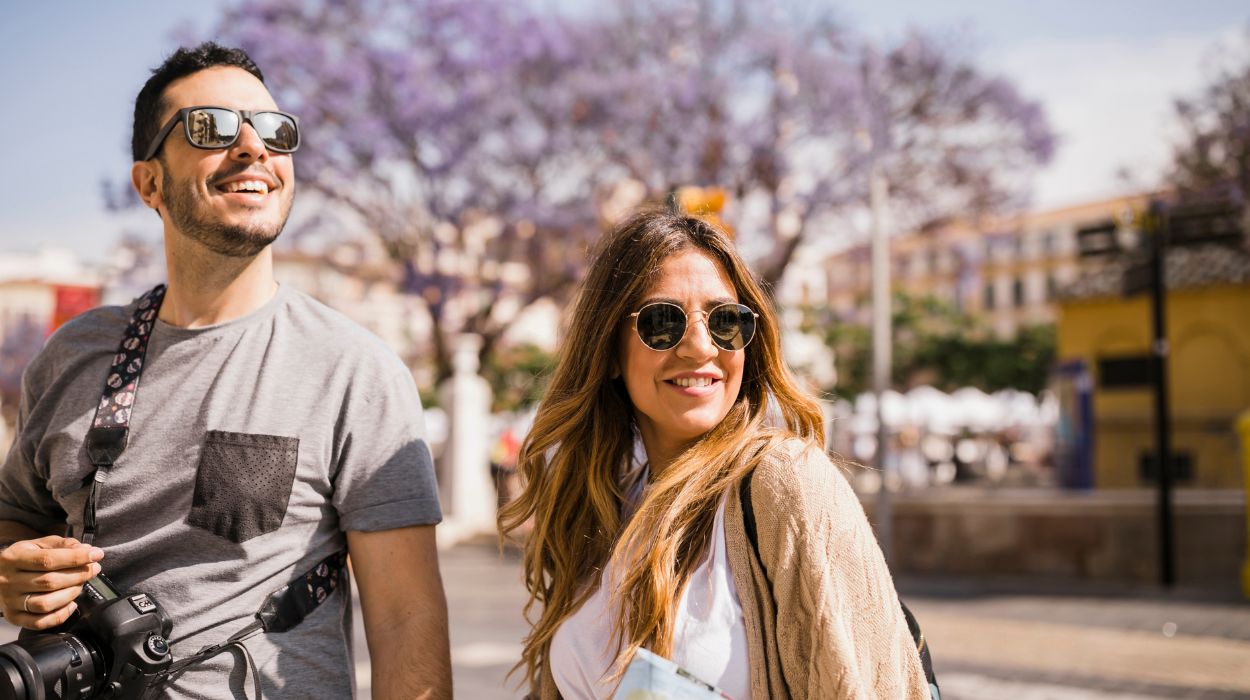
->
[549, 485, 751, 699]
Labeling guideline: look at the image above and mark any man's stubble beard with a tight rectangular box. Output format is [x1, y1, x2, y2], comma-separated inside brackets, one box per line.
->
[162, 167, 294, 258]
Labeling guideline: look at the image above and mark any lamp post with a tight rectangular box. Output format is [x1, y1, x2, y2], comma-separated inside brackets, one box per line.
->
[1146, 201, 1175, 588]
[869, 159, 893, 564]
[1115, 212, 1174, 586]
[1117, 202, 1174, 587]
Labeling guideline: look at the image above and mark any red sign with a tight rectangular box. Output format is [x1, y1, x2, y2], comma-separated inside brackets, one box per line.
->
[49, 285, 101, 335]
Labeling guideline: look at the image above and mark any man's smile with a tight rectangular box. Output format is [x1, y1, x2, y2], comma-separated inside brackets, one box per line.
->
[208, 170, 280, 205]
[217, 179, 270, 195]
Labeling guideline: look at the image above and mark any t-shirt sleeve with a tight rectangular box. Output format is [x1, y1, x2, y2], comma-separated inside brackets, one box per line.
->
[0, 362, 69, 534]
[332, 364, 442, 531]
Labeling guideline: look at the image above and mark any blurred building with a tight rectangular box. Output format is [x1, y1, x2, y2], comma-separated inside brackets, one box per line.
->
[273, 243, 430, 366]
[1056, 200, 1250, 489]
[794, 194, 1153, 337]
[0, 248, 103, 340]
[0, 248, 103, 450]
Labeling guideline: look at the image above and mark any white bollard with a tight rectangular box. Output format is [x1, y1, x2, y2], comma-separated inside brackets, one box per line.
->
[436, 334, 497, 546]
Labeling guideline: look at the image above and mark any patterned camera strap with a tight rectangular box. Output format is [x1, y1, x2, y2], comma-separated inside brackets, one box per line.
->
[79, 285, 348, 683]
[81, 283, 166, 547]
[162, 550, 349, 696]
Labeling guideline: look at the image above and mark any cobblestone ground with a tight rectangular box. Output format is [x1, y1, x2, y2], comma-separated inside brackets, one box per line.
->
[3, 544, 1247, 699]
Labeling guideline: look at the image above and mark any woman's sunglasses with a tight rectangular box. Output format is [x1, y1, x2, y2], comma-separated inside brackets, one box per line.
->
[142, 106, 301, 161]
[629, 302, 759, 352]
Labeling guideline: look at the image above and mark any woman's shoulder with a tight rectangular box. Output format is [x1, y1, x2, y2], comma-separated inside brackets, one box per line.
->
[752, 436, 841, 485]
[748, 436, 859, 518]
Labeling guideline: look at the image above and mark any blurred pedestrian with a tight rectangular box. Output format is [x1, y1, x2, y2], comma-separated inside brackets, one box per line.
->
[491, 425, 522, 507]
[499, 208, 927, 699]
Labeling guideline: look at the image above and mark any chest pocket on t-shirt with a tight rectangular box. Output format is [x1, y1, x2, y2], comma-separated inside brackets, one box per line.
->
[187, 430, 299, 543]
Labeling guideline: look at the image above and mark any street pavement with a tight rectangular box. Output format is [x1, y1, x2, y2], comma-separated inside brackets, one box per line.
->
[3, 544, 1247, 698]
[431, 544, 1250, 700]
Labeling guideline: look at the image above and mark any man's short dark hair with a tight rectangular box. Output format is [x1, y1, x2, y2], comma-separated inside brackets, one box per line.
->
[132, 42, 265, 162]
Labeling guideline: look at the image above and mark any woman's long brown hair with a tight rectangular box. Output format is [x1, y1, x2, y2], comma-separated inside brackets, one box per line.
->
[498, 208, 825, 693]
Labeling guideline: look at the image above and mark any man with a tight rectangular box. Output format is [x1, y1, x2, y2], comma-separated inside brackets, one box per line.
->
[0, 43, 452, 698]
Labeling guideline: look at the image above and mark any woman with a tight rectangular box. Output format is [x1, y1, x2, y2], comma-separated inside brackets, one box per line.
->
[499, 208, 928, 699]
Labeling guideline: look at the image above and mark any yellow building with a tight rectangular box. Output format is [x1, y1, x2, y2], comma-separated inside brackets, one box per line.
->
[1057, 231, 1250, 488]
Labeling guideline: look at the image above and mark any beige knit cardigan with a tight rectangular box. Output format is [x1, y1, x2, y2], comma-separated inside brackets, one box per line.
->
[536, 439, 929, 699]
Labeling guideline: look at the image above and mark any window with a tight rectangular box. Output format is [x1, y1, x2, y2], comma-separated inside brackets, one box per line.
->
[1012, 278, 1024, 307]
[1046, 274, 1058, 301]
[1077, 220, 1119, 257]
[1139, 451, 1193, 484]
[983, 283, 995, 310]
[1097, 356, 1152, 389]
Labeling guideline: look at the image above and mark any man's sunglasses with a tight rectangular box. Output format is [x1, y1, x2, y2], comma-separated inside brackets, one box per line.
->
[142, 106, 301, 161]
[629, 302, 759, 352]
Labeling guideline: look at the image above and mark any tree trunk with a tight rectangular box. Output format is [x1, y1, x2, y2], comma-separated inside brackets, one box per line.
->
[758, 223, 805, 290]
[429, 314, 454, 387]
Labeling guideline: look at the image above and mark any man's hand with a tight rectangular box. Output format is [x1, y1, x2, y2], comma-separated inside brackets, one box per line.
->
[0, 536, 103, 630]
[349, 525, 451, 700]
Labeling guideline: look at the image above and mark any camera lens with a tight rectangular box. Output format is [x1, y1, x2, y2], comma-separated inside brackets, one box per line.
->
[0, 633, 103, 700]
[0, 649, 36, 699]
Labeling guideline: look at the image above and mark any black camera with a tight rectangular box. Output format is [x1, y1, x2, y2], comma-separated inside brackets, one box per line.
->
[0, 573, 172, 699]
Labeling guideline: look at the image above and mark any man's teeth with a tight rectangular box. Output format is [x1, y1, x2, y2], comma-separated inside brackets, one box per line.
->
[673, 377, 714, 388]
[220, 180, 269, 195]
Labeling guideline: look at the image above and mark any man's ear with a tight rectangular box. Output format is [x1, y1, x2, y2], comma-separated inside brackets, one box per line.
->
[131, 160, 164, 213]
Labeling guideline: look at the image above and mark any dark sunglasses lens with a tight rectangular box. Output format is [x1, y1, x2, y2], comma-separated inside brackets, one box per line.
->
[251, 112, 300, 152]
[636, 304, 686, 350]
[707, 305, 756, 350]
[187, 108, 240, 148]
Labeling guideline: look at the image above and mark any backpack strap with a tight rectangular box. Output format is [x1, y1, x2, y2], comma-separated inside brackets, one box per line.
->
[901, 599, 940, 699]
[740, 470, 760, 557]
[737, 471, 940, 699]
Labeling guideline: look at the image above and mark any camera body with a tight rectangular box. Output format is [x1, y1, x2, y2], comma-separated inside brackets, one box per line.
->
[0, 573, 172, 700]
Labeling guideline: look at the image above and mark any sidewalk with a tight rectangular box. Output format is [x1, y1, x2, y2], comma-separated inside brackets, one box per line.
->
[439, 546, 1250, 699]
[900, 575, 1250, 699]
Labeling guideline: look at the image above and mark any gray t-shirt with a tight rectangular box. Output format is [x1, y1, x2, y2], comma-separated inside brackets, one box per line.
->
[0, 285, 442, 699]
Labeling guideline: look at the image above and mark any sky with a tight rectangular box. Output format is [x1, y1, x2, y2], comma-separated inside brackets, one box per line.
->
[0, 1, 1246, 262]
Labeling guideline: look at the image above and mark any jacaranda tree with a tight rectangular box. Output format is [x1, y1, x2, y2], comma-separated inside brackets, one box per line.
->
[567, 2, 1054, 284]
[209, 0, 1054, 381]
